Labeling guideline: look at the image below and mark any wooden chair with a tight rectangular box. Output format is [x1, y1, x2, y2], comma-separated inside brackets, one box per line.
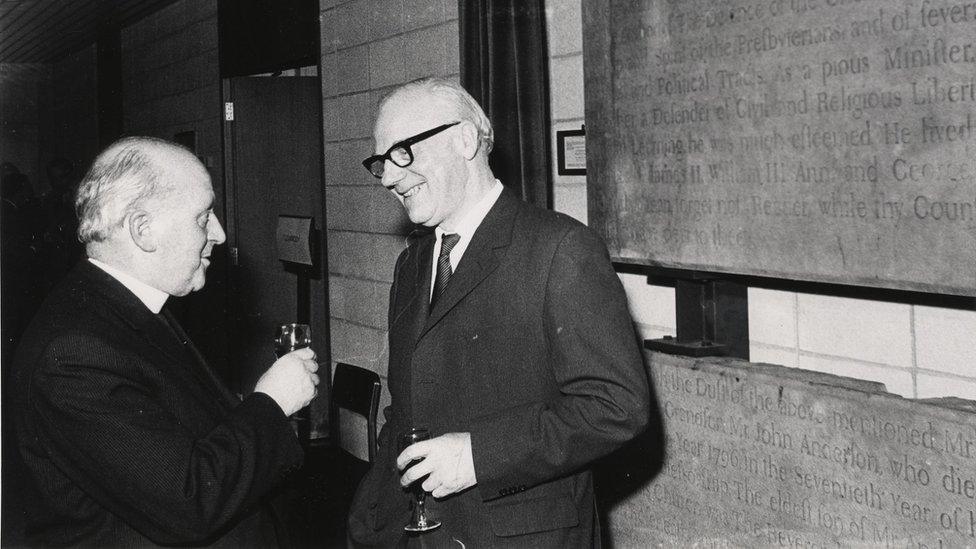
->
[331, 362, 381, 463]
[295, 363, 381, 545]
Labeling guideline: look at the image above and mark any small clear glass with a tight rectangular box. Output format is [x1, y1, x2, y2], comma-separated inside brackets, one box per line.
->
[398, 428, 441, 532]
[274, 323, 311, 358]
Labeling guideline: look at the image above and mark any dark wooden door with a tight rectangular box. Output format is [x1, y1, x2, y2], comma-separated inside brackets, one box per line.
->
[223, 76, 327, 413]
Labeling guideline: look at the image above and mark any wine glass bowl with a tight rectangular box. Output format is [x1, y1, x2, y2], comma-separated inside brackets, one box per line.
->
[272, 323, 314, 441]
[398, 428, 441, 532]
[274, 323, 311, 357]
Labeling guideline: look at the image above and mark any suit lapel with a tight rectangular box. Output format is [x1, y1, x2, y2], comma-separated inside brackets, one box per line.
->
[161, 308, 240, 406]
[77, 263, 190, 366]
[387, 233, 433, 425]
[141, 313, 192, 367]
[419, 190, 518, 341]
[390, 232, 434, 348]
[79, 262, 237, 408]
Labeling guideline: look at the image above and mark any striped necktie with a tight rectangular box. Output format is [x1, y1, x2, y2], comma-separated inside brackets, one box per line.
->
[431, 233, 460, 310]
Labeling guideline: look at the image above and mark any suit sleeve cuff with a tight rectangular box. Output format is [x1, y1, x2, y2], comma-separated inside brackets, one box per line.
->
[237, 392, 304, 464]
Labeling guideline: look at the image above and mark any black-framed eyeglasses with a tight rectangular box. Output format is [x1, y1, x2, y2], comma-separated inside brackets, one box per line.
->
[362, 121, 460, 178]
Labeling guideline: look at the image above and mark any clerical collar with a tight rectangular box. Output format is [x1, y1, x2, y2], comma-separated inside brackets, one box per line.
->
[88, 258, 169, 313]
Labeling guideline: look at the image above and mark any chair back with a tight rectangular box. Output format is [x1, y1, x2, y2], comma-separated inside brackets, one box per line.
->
[331, 362, 381, 462]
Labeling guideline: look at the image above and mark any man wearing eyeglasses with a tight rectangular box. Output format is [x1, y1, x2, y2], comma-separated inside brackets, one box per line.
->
[348, 78, 651, 547]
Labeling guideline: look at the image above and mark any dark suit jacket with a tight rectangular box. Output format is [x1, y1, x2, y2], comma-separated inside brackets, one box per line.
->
[11, 261, 304, 547]
[349, 189, 650, 547]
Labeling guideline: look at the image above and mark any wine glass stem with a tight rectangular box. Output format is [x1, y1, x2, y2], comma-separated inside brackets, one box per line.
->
[413, 494, 429, 525]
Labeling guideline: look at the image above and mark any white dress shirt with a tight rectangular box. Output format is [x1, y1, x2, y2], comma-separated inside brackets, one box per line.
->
[429, 180, 504, 303]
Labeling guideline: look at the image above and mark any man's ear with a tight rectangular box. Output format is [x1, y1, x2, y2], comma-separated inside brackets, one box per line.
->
[127, 210, 157, 252]
[456, 121, 481, 160]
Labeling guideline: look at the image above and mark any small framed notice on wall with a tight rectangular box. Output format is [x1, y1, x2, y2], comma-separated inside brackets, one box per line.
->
[276, 215, 315, 266]
[556, 126, 586, 176]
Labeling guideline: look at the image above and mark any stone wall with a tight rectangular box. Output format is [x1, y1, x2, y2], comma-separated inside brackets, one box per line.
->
[545, 0, 976, 401]
[605, 351, 976, 547]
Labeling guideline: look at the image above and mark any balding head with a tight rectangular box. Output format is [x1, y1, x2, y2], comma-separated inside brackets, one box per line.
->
[76, 136, 225, 296]
[378, 78, 494, 156]
[76, 136, 204, 244]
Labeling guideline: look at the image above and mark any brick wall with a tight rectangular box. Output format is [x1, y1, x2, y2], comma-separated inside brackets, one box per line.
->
[120, 0, 221, 186]
[119, 0, 228, 374]
[320, 0, 458, 419]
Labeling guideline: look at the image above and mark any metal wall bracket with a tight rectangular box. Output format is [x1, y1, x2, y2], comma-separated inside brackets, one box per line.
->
[643, 274, 749, 360]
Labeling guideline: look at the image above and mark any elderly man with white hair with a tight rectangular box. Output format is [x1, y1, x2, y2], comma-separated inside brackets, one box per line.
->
[12, 136, 319, 547]
[349, 78, 651, 547]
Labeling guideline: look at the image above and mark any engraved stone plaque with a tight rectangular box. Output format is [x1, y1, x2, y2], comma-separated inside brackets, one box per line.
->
[583, 0, 976, 296]
[607, 352, 976, 547]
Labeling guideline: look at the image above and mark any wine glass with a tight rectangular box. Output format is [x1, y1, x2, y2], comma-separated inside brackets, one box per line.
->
[274, 323, 311, 357]
[274, 323, 313, 440]
[398, 428, 441, 532]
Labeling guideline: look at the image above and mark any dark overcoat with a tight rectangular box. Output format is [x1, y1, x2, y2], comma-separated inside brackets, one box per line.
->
[12, 261, 303, 547]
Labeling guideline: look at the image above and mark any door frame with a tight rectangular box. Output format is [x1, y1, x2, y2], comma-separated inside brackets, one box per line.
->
[218, 71, 331, 405]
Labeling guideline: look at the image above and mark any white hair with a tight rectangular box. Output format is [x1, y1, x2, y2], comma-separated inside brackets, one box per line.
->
[75, 136, 186, 243]
[383, 77, 495, 154]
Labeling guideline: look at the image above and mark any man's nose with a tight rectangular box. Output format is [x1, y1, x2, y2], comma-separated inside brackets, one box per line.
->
[381, 160, 407, 190]
[208, 213, 227, 244]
